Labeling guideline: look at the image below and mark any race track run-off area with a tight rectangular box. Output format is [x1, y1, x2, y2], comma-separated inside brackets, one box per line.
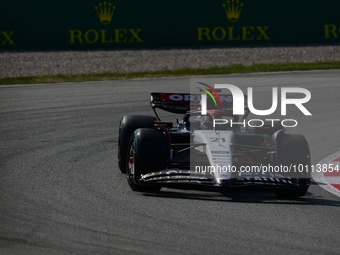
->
[1, 70, 340, 255]
[314, 151, 340, 198]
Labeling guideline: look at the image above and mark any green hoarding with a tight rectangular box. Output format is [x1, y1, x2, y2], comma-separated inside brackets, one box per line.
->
[1, 0, 340, 50]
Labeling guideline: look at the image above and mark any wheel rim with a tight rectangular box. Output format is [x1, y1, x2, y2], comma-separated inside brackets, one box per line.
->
[127, 141, 135, 181]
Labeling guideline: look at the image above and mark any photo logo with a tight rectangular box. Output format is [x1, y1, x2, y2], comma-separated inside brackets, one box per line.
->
[199, 84, 312, 118]
[197, 82, 222, 107]
[95, 2, 116, 24]
[222, 0, 244, 22]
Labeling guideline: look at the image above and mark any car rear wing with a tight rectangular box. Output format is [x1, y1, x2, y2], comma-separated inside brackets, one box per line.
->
[150, 92, 247, 120]
[151, 93, 196, 115]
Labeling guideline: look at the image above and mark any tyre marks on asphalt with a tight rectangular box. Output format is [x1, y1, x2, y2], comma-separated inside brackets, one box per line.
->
[313, 151, 340, 197]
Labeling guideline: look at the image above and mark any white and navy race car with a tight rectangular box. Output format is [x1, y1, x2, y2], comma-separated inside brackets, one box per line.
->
[118, 92, 311, 198]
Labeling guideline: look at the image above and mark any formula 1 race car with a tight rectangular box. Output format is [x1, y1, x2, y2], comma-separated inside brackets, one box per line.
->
[118, 92, 311, 198]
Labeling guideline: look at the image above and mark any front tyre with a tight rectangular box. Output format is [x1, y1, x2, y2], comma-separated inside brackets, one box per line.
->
[272, 134, 311, 198]
[126, 128, 167, 192]
[118, 115, 156, 174]
[272, 186, 309, 198]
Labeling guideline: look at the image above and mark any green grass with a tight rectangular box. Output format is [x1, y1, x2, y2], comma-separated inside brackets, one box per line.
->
[1, 61, 340, 85]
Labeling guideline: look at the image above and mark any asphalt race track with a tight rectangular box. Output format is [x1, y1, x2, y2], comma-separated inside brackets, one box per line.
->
[1, 70, 340, 255]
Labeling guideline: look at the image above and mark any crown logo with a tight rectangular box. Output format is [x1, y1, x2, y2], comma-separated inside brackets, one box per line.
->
[223, 0, 243, 22]
[95, 2, 116, 24]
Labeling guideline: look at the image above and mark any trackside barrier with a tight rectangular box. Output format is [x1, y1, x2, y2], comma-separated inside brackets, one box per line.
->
[1, 0, 340, 50]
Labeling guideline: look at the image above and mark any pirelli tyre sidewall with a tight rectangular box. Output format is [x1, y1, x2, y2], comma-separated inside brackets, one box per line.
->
[126, 128, 167, 192]
[273, 134, 311, 198]
[118, 115, 156, 174]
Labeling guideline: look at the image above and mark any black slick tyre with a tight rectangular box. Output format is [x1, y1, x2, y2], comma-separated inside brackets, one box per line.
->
[118, 115, 156, 174]
[272, 134, 311, 198]
[126, 128, 167, 192]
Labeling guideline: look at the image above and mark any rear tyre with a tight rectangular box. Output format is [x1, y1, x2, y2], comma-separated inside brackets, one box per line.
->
[272, 134, 311, 198]
[126, 128, 167, 192]
[118, 115, 156, 173]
